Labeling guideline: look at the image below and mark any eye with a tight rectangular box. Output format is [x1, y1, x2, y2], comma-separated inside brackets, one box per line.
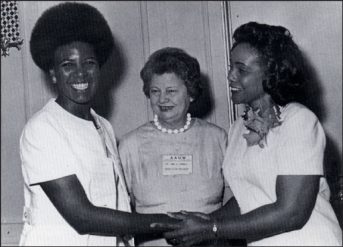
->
[84, 59, 98, 68]
[238, 68, 245, 73]
[85, 59, 97, 65]
[61, 62, 74, 68]
[149, 88, 160, 95]
[237, 67, 249, 75]
[167, 89, 177, 94]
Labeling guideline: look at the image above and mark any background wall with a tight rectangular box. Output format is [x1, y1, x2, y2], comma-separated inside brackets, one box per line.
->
[1, 1, 342, 245]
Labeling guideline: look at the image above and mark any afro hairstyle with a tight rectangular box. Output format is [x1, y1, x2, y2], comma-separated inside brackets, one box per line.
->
[30, 2, 114, 72]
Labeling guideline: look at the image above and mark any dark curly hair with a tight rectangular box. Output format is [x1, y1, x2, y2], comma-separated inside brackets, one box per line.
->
[232, 22, 307, 106]
[140, 47, 203, 102]
[30, 2, 114, 72]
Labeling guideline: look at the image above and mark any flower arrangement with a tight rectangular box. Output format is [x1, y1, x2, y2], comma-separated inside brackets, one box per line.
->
[242, 104, 282, 148]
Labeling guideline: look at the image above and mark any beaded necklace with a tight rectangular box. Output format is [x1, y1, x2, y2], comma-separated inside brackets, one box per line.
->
[153, 113, 191, 134]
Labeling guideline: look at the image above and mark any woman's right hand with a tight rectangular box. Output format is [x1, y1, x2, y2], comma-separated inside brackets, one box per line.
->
[152, 211, 214, 246]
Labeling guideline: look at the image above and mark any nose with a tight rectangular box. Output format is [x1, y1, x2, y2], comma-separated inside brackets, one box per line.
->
[158, 91, 169, 103]
[74, 65, 85, 81]
[227, 68, 237, 83]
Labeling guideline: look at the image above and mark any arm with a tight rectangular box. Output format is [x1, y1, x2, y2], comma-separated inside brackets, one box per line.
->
[39, 174, 178, 236]
[162, 175, 319, 245]
[215, 175, 319, 242]
[210, 196, 241, 220]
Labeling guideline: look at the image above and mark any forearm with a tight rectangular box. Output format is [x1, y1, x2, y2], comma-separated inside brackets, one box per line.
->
[77, 206, 177, 236]
[210, 197, 241, 220]
[39, 175, 179, 237]
[216, 202, 297, 243]
[214, 176, 319, 242]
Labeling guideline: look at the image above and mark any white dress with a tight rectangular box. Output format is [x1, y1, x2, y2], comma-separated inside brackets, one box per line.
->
[119, 118, 228, 246]
[223, 103, 342, 246]
[19, 99, 131, 246]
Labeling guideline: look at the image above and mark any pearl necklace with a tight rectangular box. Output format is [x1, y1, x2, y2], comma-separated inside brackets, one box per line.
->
[153, 113, 191, 134]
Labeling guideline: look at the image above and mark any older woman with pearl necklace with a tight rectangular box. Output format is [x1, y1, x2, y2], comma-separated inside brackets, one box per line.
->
[119, 47, 229, 246]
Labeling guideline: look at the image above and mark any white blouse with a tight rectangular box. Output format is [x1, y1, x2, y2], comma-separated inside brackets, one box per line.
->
[20, 99, 131, 246]
[223, 103, 342, 246]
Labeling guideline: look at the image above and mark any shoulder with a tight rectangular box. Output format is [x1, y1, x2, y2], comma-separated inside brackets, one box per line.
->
[22, 100, 59, 138]
[119, 122, 152, 147]
[194, 118, 227, 136]
[279, 103, 325, 145]
[281, 103, 321, 129]
[20, 100, 68, 153]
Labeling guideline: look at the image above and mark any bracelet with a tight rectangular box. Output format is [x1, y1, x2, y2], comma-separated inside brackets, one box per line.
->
[212, 221, 218, 239]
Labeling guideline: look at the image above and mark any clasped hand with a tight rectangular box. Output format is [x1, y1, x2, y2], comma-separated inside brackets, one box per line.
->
[151, 210, 214, 246]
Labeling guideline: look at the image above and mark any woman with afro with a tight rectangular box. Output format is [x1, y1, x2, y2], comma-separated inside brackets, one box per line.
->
[19, 2, 176, 246]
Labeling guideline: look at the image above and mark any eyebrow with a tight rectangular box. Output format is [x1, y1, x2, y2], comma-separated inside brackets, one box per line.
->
[234, 61, 248, 67]
[85, 56, 97, 60]
[58, 59, 73, 65]
[229, 59, 247, 66]
[58, 55, 97, 63]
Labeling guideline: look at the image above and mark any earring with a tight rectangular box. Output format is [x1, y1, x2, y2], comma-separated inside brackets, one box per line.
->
[52, 76, 57, 83]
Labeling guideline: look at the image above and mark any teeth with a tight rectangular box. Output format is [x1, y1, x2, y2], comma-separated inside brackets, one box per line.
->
[230, 87, 241, 92]
[160, 106, 173, 111]
[72, 83, 89, 90]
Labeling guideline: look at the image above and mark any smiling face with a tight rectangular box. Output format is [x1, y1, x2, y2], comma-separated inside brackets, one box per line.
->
[149, 72, 193, 129]
[49, 41, 100, 113]
[228, 43, 267, 108]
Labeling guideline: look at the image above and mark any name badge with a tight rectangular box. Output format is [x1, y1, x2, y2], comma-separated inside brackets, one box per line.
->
[162, 155, 192, 176]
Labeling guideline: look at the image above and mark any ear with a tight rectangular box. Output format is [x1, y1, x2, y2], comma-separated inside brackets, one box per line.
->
[49, 69, 57, 84]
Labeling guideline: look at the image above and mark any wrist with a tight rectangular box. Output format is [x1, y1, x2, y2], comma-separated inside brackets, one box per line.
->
[212, 220, 218, 239]
[206, 218, 218, 242]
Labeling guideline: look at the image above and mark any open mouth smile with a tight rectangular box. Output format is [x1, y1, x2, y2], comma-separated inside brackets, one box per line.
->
[159, 105, 174, 111]
[230, 86, 242, 92]
[71, 83, 89, 91]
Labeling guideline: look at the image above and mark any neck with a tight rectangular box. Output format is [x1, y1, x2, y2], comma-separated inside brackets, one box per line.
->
[249, 94, 274, 117]
[158, 117, 188, 129]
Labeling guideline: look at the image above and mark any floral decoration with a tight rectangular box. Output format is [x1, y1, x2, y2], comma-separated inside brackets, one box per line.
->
[242, 104, 282, 148]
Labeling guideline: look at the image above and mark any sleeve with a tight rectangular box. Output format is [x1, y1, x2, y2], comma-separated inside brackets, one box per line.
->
[276, 108, 326, 175]
[217, 127, 232, 204]
[118, 135, 136, 195]
[221, 128, 228, 151]
[20, 118, 77, 185]
[223, 179, 234, 204]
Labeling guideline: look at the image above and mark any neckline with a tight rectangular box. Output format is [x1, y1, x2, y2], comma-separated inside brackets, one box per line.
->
[153, 113, 192, 134]
[150, 117, 197, 134]
[49, 98, 100, 128]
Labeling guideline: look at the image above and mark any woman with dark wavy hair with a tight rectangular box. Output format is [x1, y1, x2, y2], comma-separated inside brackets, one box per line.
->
[153, 22, 342, 246]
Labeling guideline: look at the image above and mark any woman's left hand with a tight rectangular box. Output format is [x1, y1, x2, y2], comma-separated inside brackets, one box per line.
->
[151, 211, 214, 246]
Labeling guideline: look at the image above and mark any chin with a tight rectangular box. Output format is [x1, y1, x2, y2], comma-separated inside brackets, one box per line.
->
[72, 97, 92, 105]
[158, 113, 177, 122]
